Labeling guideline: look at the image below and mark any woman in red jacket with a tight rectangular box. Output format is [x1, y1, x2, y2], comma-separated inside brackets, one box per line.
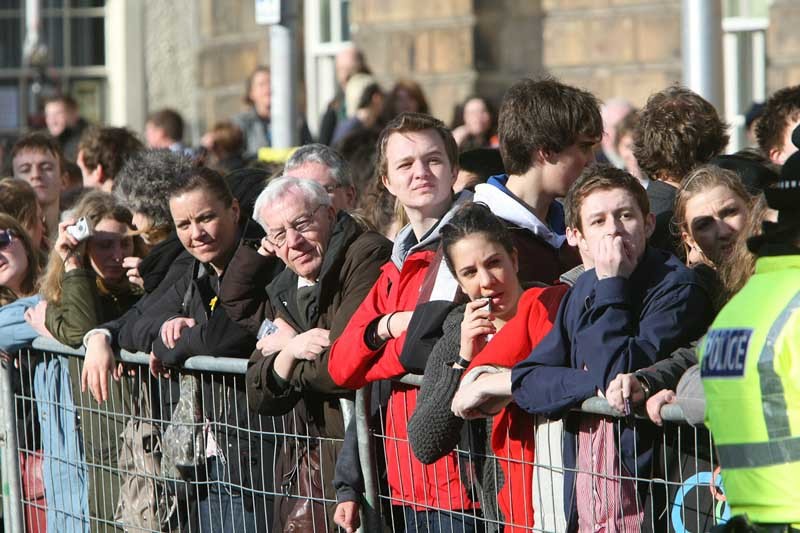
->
[408, 202, 569, 532]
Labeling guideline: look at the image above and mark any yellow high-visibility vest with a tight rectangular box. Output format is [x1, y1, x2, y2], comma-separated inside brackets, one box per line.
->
[700, 255, 800, 526]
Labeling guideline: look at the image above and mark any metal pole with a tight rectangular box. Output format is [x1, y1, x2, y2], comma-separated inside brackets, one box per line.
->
[0, 358, 24, 533]
[354, 387, 381, 532]
[682, 0, 724, 113]
[270, 0, 299, 148]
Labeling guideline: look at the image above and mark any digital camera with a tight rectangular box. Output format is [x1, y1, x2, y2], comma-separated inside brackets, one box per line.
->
[66, 217, 93, 242]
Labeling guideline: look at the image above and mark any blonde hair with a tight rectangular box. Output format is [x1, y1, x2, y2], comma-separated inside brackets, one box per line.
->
[40, 190, 143, 304]
[673, 164, 756, 264]
[716, 194, 769, 306]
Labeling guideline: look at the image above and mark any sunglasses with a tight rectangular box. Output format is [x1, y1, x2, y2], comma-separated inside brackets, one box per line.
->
[0, 229, 18, 251]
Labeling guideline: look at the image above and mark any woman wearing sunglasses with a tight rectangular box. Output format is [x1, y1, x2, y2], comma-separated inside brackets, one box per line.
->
[0, 214, 69, 530]
[0, 214, 42, 350]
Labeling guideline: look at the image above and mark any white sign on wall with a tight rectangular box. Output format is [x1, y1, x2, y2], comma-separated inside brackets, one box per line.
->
[255, 0, 281, 25]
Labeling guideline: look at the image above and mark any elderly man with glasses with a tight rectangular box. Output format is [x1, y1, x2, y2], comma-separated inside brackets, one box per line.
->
[219, 175, 391, 532]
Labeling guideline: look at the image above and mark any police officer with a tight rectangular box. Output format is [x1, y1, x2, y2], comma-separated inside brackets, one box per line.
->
[701, 132, 800, 532]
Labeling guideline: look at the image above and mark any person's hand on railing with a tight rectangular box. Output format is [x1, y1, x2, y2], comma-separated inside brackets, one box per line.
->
[149, 351, 171, 379]
[645, 389, 676, 426]
[0, 349, 19, 368]
[256, 317, 297, 355]
[451, 371, 511, 420]
[281, 328, 330, 362]
[333, 500, 360, 533]
[82, 333, 122, 403]
[605, 373, 647, 413]
[160, 317, 196, 349]
[24, 300, 53, 339]
[272, 328, 331, 381]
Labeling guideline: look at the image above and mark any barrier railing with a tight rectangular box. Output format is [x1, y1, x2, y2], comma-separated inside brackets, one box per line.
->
[0, 339, 728, 533]
[2, 337, 351, 533]
[356, 374, 728, 533]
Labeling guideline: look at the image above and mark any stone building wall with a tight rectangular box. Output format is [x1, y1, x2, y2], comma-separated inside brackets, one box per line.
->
[143, 0, 270, 143]
[139, 0, 799, 143]
[541, 0, 682, 107]
[350, 0, 478, 125]
[350, 0, 684, 124]
[766, 0, 800, 95]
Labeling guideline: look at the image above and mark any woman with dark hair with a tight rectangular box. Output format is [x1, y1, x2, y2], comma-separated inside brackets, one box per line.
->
[382, 79, 430, 121]
[125, 166, 277, 533]
[232, 66, 312, 157]
[0, 214, 77, 531]
[451, 96, 498, 151]
[406, 203, 567, 532]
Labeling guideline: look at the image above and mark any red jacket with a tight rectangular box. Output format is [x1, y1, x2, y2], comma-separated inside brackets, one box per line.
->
[329, 247, 477, 512]
[467, 284, 567, 532]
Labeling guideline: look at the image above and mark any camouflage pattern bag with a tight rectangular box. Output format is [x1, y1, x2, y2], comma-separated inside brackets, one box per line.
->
[115, 380, 178, 532]
[161, 373, 205, 484]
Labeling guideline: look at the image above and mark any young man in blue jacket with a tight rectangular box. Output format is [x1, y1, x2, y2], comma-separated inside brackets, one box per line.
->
[511, 164, 714, 531]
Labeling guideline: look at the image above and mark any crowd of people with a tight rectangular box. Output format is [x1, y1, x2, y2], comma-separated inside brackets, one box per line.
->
[0, 42, 799, 533]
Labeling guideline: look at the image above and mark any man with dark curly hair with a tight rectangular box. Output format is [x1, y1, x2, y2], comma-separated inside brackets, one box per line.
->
[633, 85, 729, 251]
[755, 85, 800, 165]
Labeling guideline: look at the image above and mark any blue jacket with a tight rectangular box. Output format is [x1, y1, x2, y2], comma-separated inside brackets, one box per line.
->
[0, 295, 41, 352]
[510, 247, 714, 531]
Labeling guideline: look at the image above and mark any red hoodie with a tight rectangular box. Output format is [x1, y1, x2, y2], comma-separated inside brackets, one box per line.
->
[467, 284, 567, 532]
[329, 247, 477, 512]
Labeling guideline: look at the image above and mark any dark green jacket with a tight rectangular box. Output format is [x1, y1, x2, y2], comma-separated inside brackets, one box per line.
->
[44, 268, 140, 529]
[45, 268, 140, 348]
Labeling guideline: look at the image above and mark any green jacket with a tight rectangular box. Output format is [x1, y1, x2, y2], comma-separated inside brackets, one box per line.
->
[45, 268, 141, 348]
[44, 268, 141, 527]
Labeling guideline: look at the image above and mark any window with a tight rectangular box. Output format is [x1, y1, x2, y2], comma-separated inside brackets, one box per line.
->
[722, 0, 770, 151]
[304, 0, 352, 137]
[0, 0, 106, 135]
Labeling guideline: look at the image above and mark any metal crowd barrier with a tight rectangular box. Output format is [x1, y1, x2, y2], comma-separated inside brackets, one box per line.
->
[0, 339, 729, 533]
[355, 374, 729, 533]
[1, 337, 352, 533]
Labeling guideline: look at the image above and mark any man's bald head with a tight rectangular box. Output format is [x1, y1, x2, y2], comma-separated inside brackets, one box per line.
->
[335, 45, 368, 88]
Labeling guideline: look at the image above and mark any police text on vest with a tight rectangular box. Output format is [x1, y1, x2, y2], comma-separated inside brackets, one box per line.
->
[701, 328, 753, 378]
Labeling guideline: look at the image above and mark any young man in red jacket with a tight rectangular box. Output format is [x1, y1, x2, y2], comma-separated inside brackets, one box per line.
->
[328, 112, 478, 531]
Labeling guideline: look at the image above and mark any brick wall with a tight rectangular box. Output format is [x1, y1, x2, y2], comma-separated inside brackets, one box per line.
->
[350, 0, 683, 124]
[767, 0, 800, 95]
[144, 0, 270, 142]
[541, 0, 682, 107]
[350, 0, 478, 125]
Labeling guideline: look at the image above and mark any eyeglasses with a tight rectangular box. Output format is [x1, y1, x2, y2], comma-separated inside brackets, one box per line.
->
[0, 229, 18, 251]
[265, 205, 324, 247]
[322, 183, 344, 195]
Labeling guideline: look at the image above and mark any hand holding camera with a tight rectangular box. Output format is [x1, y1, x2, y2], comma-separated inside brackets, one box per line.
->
[56, 217, 93, 271]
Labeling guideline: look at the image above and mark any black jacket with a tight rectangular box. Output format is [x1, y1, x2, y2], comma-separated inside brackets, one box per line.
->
[126, 250, 277, 495]
[111, 233, 193, 350]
